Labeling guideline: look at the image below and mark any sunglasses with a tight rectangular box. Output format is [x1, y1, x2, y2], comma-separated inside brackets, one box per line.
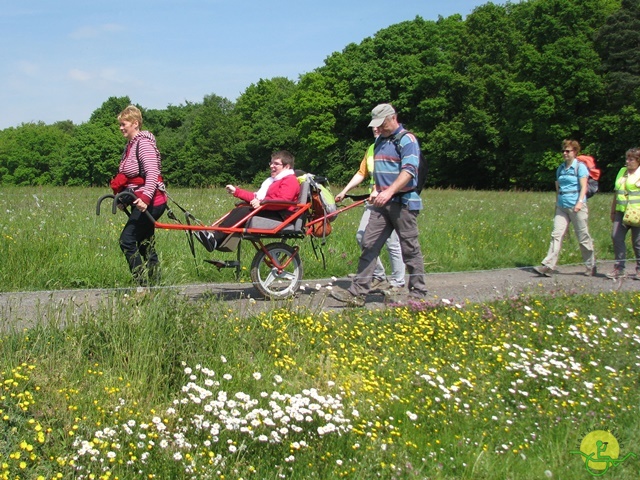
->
[562, 149, 573, 153]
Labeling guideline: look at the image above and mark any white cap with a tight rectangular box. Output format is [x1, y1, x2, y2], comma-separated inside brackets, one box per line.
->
[368, 104, 396, 127]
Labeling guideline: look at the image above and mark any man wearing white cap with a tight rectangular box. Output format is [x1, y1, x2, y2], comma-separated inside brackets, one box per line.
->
[331, 103, 428, 306]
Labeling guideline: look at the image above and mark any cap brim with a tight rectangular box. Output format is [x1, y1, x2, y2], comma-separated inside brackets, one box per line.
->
[368, 117, 385, 127]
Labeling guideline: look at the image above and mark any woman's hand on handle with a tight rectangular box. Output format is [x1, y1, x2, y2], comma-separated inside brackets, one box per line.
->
[133, 198, 148, 212]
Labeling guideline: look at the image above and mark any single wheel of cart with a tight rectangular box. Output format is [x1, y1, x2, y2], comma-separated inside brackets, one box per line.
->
[250, 242, 302, 299]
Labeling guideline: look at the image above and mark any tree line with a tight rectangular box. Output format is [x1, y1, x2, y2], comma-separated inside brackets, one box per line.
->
[1, 0, 638, 192]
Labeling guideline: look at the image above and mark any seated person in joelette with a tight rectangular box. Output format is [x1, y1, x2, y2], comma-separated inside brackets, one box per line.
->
[196, 150, 300, 251]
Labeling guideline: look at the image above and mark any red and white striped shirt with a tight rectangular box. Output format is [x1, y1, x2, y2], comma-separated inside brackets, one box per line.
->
[118, 131, 166, 206]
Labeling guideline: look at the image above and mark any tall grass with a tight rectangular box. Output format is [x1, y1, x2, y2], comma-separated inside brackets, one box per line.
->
[0, 290, 638, 478]
[0, 186, 621, 291]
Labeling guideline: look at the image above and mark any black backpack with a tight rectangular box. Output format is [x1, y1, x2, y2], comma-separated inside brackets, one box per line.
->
[390, 130, 428, 194]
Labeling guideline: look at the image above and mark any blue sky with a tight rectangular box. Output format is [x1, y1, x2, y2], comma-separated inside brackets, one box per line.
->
[0, 0, 491, 130]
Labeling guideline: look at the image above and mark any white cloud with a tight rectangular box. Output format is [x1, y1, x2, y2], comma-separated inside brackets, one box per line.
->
[69, 23, 124, 40]
[68, 69, 92, 82]
[67, 67, 129, 86]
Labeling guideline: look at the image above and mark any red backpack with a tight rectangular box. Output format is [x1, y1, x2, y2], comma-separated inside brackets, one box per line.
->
[576, 155, 600, 198]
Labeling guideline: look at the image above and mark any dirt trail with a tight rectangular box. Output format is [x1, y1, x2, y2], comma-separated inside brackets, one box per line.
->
[1, 263, 638, 330]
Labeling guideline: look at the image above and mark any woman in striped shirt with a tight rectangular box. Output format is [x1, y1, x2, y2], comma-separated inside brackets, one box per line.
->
[111, 105, 167, 286]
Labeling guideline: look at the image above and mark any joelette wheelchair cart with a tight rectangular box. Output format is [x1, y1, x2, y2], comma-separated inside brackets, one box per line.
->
[97, 176, 365, 299]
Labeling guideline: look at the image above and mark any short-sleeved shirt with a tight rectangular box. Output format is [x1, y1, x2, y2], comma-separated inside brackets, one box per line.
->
[556, 159, 588, 209]
[357, 156, 370, 178]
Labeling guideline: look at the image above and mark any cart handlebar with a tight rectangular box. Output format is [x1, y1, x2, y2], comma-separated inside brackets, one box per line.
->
[95, 191, 157, 223]
[96, 193, 114, 216]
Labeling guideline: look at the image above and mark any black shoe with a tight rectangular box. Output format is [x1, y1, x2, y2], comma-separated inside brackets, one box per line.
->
[330, 288, 366, 307]
[194, 231, 217, 252]
[408, 291, 429, 302]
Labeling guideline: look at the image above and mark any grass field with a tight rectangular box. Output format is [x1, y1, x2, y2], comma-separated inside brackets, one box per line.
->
[0, 186, 639, 479]
[0, 186, 626, 291]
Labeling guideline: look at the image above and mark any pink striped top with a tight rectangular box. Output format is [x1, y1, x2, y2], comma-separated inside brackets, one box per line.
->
[118, 131, 166, 206]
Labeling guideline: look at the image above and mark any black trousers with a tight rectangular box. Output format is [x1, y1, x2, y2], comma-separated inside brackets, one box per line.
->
[119, 202, 166, 284]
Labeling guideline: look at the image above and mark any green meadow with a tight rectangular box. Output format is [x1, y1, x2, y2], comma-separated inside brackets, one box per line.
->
[0, 186, 626, 291]
[0, 186, 639, 479]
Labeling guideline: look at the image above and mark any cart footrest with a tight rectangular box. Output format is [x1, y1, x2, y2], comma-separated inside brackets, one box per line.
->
[204, 259, 241, 269]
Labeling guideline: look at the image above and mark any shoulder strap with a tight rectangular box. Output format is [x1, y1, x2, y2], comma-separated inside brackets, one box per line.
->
[392, 130, 409, 153]
[627, 168, 640, 186]
[373, 130, 410, 153]
[574, 159, 589, 181]
[135, 141, 146, 178]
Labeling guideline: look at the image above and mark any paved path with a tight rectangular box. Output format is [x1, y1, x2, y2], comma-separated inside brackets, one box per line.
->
[1, 263, 638, 330]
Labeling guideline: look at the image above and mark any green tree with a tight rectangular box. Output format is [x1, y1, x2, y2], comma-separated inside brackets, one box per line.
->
[57, 122, 123, 187]
[509, 0, 615, 187]
[592, 0, 640, 187]
[595, 0, 640, 107]
[289, 72, 342, 176]
[234, 77, 299, 183]
[180, 94, 240, 187]
[441, 0, 612, 189]
[0, 128, 20, 184]
[0, 122, 72, 185]
[429, 3, 520, 188]
[291, 16, 467, 183]
[144, 103, 201, 187]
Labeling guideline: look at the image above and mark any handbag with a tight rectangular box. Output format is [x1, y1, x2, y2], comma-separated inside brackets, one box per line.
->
[623, 206, 640, 227]
[622, 172, 640, 227]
